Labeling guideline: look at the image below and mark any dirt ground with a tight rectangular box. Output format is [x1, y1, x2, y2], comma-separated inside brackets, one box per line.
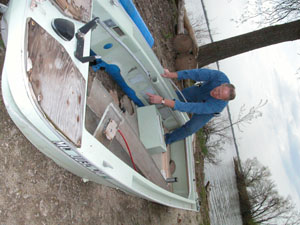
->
[0, 0, 208, 224]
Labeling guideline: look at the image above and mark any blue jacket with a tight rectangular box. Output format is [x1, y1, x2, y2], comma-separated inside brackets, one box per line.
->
[174, 68, 230, 114]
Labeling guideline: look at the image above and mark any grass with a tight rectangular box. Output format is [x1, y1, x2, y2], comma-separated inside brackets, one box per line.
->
[161, 31, 173, 40]
[196, 129, 209, 156]
[194, 131, 211, 225]
[0, 38, 4, 50]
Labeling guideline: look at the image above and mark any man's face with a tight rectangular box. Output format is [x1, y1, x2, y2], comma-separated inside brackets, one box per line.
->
[210, 84, 230, 100]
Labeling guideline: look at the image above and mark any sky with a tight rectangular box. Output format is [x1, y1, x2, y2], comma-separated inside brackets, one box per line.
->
[186, 0, 300, 208]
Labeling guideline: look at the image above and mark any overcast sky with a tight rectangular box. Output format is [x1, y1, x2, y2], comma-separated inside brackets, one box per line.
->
[186, 0, 300, 208]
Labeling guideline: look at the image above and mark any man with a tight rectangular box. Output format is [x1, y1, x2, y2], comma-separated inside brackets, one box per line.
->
[146, 68, 236, 145]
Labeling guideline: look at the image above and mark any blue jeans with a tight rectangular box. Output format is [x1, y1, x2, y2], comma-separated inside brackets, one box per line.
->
[165, 90, 214, 145]
[165, 113, 213, 144]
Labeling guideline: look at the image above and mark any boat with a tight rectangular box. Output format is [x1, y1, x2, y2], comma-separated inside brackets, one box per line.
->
[1, 0, 199, 211]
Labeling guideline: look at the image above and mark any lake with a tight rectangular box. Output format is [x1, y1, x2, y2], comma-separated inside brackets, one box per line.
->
[204, 155, 243, 225]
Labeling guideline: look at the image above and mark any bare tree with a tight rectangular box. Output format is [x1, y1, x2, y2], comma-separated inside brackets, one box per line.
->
[241, 158, 300, 224]
[201, 100, 267, 164]
[239, 0, 300, 26]
[212, 99, 268, 134]
[237, 0, 300, 78]
[196, 19, 300, 67]
[201, 144, 222, 165]
[243, 157, 271, 187]
[188, 12, 216, 46]
[283, 211, 300, 225]
[200, 116, 231, 164]
[196, 0, 300, 67]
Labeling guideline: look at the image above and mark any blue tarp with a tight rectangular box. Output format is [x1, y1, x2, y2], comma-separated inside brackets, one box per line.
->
[90, 50, 144, 107]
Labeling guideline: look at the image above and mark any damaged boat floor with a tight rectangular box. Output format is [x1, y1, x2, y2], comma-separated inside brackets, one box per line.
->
[26, 14, 174, 193]
[85, 68, 173, 191]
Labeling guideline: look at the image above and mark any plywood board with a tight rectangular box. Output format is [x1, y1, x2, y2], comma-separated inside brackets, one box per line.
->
[51, 0, 92, 23]
[87, 77, 169, 191]
[27, 19, 86, 147]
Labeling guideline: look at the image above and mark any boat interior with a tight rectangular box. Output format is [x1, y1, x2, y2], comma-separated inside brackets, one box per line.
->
[25, 0, 191, 197]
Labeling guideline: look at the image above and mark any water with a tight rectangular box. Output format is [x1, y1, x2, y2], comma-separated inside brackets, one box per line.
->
[205, 159, 243, 225]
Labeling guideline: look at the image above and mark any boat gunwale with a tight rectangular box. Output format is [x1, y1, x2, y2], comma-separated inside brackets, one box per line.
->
[1, 0, 199, 211]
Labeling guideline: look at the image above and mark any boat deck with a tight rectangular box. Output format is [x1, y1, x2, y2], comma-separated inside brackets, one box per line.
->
[3, 0, 198, 211]
[85, 72, 171, 191]
[25, 0, 193, 198]
[27, 19, 85, 147]
[27, 17, 172, 191]
[26, 8, 176, 194]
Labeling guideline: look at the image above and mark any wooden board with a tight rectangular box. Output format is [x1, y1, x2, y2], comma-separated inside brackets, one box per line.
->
[27, 19, 86, 147]
[50, 0, 92, 23]
[87, 77, 169, 191]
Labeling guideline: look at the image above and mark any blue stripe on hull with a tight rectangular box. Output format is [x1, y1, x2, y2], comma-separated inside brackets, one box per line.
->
[119, 0, 154, 47]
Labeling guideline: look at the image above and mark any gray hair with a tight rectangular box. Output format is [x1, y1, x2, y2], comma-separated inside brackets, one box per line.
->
[224, 83, 236, 100]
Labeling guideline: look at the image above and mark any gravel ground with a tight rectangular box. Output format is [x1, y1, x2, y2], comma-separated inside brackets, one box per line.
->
[0, 0, 206, 224]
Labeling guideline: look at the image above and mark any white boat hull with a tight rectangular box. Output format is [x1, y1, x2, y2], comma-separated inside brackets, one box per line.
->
[1, 0, 199, 211]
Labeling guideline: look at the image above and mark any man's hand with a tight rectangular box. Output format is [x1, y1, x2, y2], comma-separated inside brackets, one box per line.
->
[146, 93, 163, 104]
[161, 69, 178, 79]
[146, 93, 175, 108]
